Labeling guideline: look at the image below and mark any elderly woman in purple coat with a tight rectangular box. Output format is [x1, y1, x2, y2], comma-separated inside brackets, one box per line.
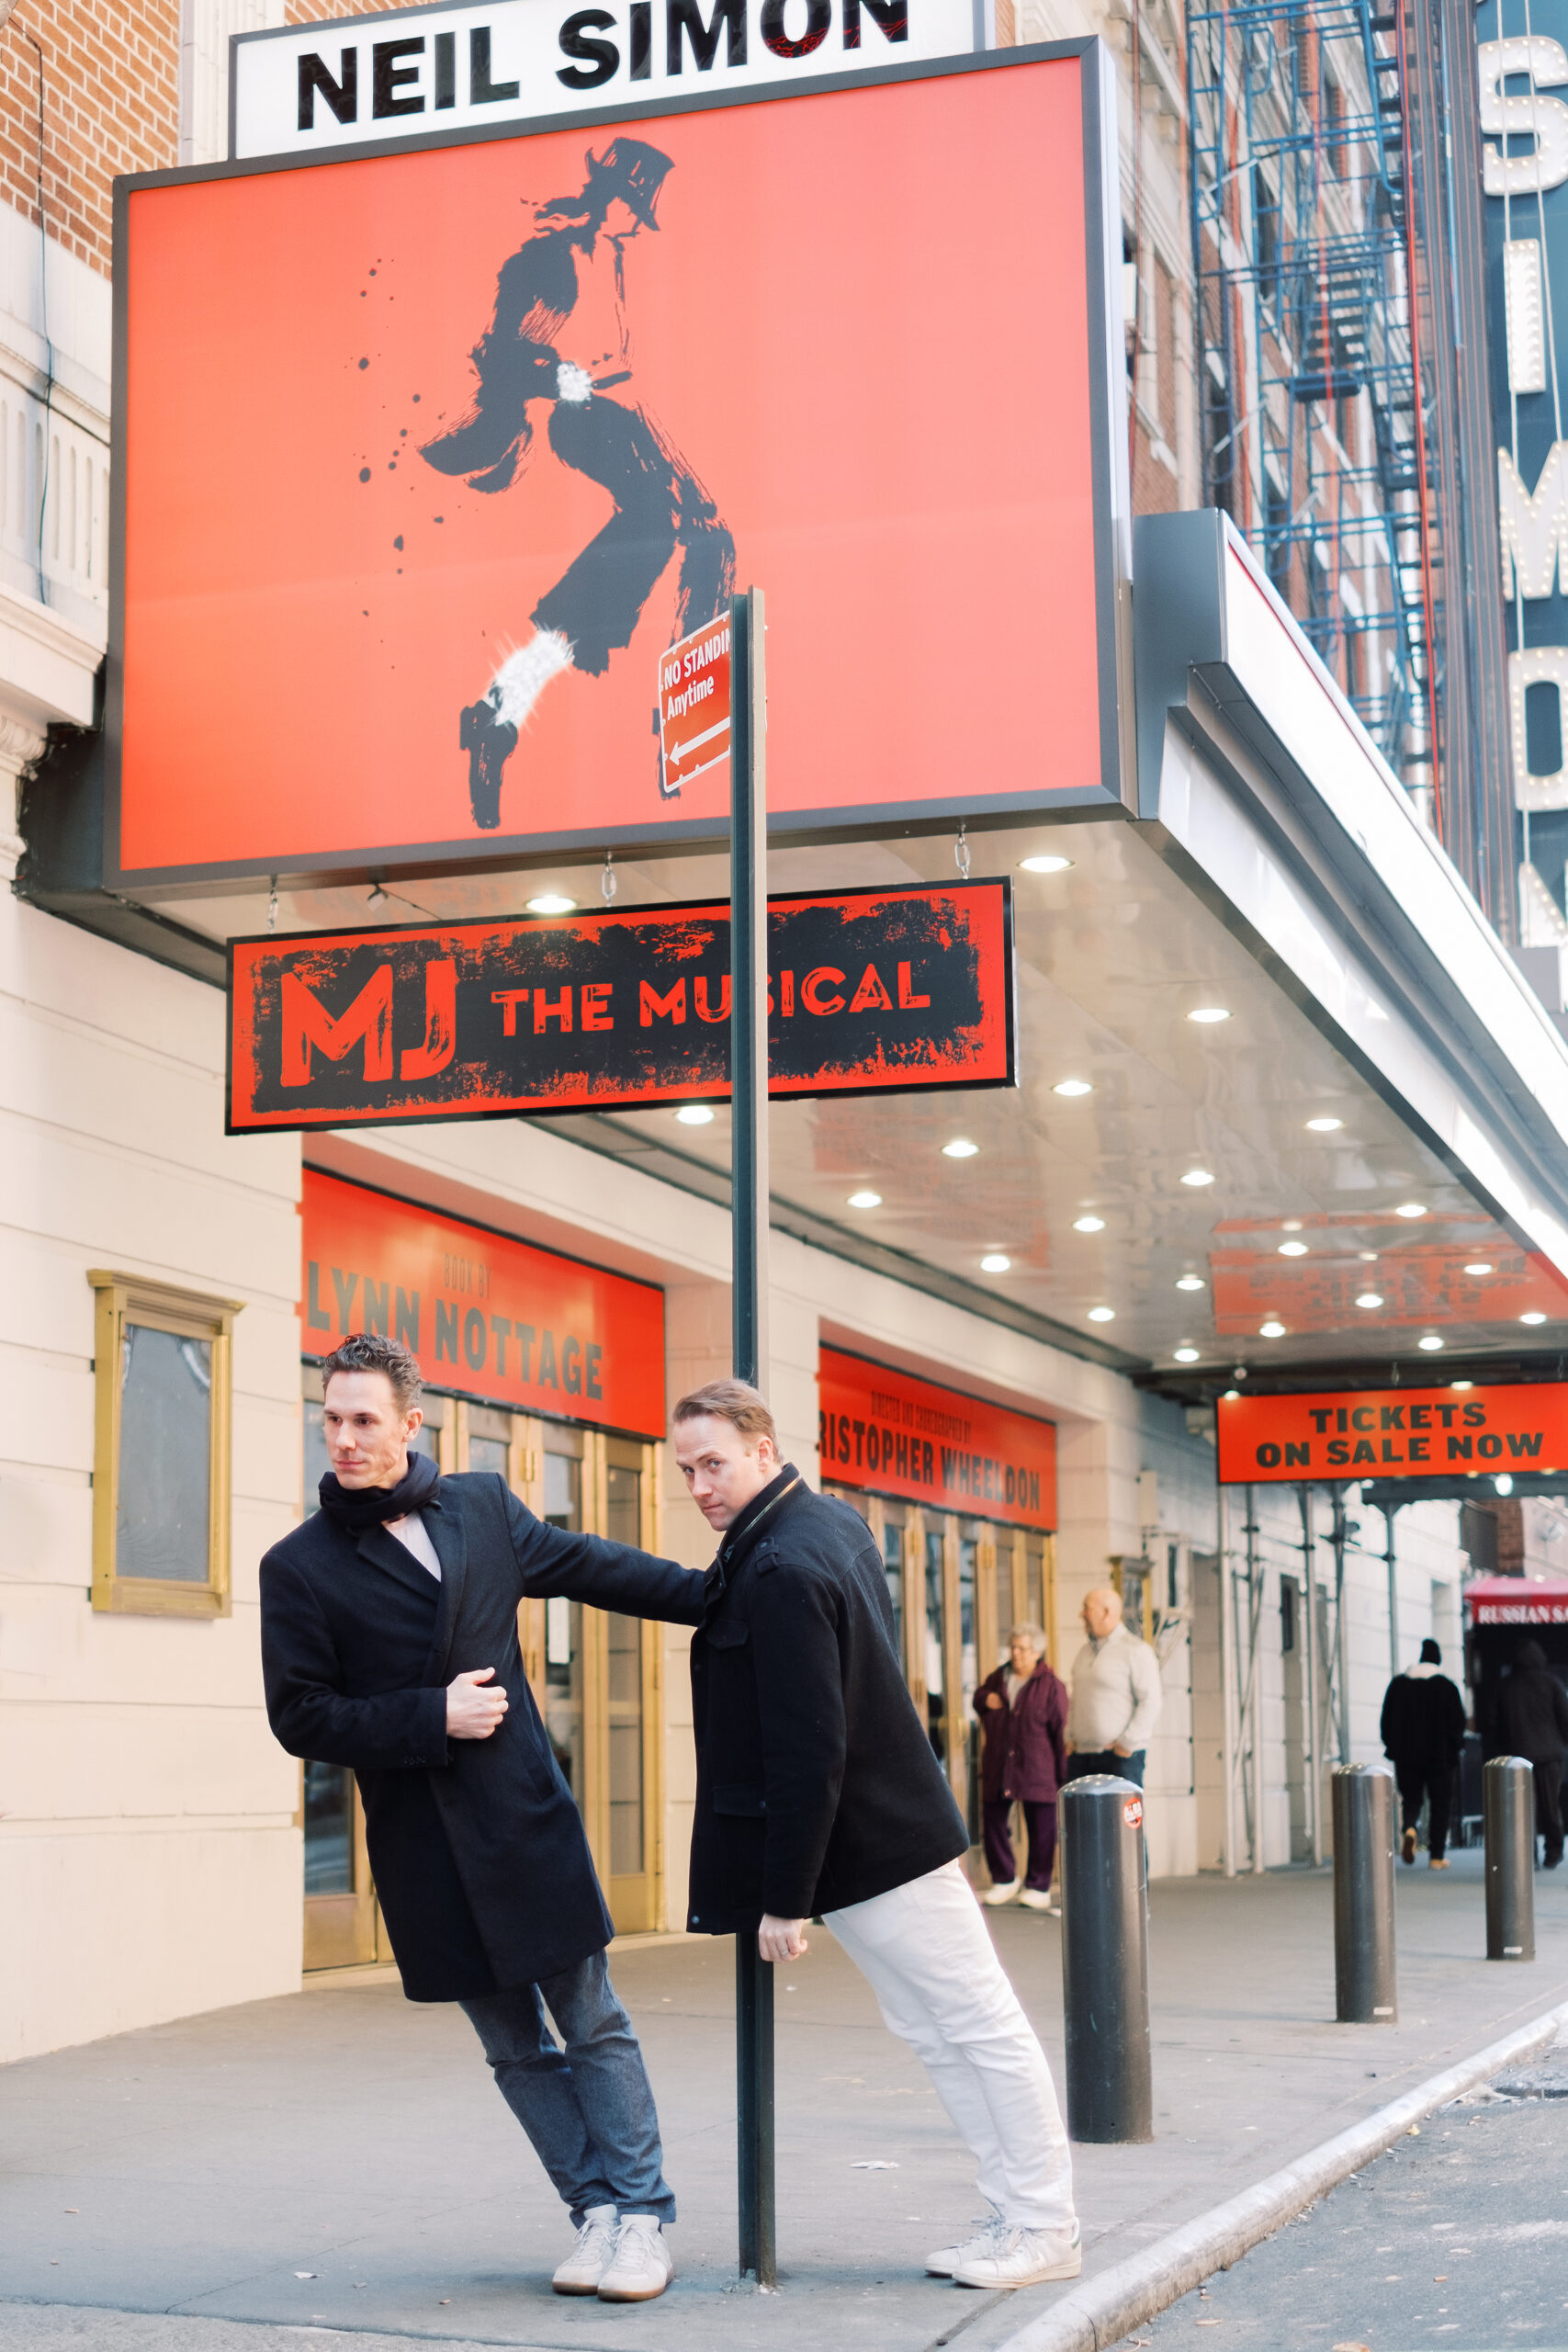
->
[975, 1624, 1069, 1912]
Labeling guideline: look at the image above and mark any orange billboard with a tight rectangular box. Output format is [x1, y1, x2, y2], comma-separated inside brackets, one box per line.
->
[818, 1344, 1056, 1529]
[1215, 1384, 1568, 1487]
[302, 1168, 665, 1435]
[108, 47, 1127, 885]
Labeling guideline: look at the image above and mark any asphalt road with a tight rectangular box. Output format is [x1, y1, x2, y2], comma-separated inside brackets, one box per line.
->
[1129, 2061, 1568, 2352]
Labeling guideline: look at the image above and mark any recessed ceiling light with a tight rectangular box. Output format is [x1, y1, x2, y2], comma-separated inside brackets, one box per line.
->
[1088, 1306, 1116, 1323]
[942, 1138, 979, 1159]
[1522, 1310, 1549, 1326]
[980, 1253, 1011, 1274]
[1395, 1202, 1427, 1219]
[1223, 1387, 1241, 1400]
[526, 893, 577, 915]
[1356, 1292, 1383, 1309]
[1181, 1169, 1216, 1188]
[1259, 1319, 1286, 1339]
[1282, 1220, 1303, 1232]
[1305, 1116, 1344, 1133]
[1188, 1007, 1231, 1024]
[1054, 1079, 1093, 1097]
[1019, 853, 1074, 874]
[1073, 1215, 1106, 1234]
[1464, 1261, 1494, 1277]
[1278, 1241, 1309, 1258]
[1450, 1380, 1473, 1392]
[1359, 1251, 1379, 1262]
[1418, 1334, 1444, 1351]
[1174, 1347, 1201, 1363]
[1176, 1274, 1206, 1292]
[847, 1190, 882, 1209]
[1495, 1473, 1515, 1497]
[674, 1103, 716, 1125]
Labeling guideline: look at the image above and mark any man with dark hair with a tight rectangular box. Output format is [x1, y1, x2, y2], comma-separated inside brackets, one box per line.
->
[260, 1333, 702, 2302]
[671, 1380, 1078, 2292]
[1380, 1637, 1468, 1869]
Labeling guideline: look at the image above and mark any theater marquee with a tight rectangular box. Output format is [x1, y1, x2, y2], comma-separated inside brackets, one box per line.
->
[229, 881, 1013, 1133]
[818, 1346, 1056, 1531]
[1216, 1383, 1568, 1486]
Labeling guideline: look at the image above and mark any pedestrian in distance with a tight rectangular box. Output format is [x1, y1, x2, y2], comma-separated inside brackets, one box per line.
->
[1379, 1637, 1468, 1869]
[976, 1624, 1069, 1914]
[259, 1333, 705, 2304]
[1063, 1587, 1162, 1788]
[1496, 1638, 1568, 1869]
[673, 1379, 1079, 2292]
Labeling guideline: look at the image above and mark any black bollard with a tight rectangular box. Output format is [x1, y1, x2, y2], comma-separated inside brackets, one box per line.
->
[1060, 1774, 1153, 2142]
[1484, 1756, 1536, 1962]
[1331, 1763, 1397, 2023]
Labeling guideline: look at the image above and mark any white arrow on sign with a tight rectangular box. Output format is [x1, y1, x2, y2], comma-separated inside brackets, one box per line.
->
[670, 717, 731, 768]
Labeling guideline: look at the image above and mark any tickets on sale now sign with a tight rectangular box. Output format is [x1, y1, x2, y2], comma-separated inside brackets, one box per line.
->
[1215, 1383, 1568, 1485]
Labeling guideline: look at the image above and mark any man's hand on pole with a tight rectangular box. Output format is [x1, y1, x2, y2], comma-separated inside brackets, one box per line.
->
[758, 1914, 808, 1963]
[447, 1666, 508, 1738]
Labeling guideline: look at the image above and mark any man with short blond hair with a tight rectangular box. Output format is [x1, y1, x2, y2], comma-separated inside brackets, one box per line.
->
[672, 1378, 1078, 2292]
[1064, 1586, 1162, 1788]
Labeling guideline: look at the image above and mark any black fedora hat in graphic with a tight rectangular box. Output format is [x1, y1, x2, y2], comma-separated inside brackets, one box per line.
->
[581, 138, 673, 229]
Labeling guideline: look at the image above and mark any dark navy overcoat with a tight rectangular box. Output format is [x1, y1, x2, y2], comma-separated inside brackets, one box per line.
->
[260, 1471, 703, 1999]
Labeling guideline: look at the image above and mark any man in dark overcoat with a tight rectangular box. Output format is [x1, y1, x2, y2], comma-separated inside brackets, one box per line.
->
[260, 1332, 702, 2303]
[1497, 1638, 1568, 1868]
[974, 1625, 1068, 1910]
[672, 1379, 1078, 2296]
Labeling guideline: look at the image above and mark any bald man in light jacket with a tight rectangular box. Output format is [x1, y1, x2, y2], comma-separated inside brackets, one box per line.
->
[1063, 1589, 1162, 1789]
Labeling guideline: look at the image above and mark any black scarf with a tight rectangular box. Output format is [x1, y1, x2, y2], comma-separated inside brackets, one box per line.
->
[318, 1448, 441, 1532]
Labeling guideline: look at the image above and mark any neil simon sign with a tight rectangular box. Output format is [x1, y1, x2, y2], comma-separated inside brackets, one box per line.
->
[229, 0, 976, 160]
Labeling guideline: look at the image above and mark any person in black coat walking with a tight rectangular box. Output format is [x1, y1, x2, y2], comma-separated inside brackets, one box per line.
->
[259, 1333, 703, 2303]
[672, 1378, 1078, 2295]
[1497, 1638, 1568, 1867]
[1379, 1638, 1468, 1868]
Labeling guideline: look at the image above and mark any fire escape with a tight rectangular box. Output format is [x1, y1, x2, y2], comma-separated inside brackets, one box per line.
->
[1187, 0, 1440, 797]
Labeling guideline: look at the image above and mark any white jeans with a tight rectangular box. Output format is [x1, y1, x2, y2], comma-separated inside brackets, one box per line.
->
[823, 1860, 1075, 2232]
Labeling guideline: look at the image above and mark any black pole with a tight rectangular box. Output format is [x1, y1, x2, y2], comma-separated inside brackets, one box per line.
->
[728, 584, 774, 2289]
[1331, 1763, 1398, 2023]
[1484, 1756, 1536, 1962]
[1059, 1773, 1153, 2142]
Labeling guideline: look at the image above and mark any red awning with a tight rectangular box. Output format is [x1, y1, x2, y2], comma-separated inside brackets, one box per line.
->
[1465, 1575, 1568, 1626]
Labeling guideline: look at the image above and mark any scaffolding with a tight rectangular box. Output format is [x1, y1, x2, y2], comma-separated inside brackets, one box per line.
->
[1187, 0, 1440, 789]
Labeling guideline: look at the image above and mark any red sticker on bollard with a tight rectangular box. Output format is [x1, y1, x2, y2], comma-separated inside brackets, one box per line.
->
[1123, 1798, 1144, 1828]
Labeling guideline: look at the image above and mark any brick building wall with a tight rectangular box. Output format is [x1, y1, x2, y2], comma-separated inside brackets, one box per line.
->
[0, 2, 178, 274]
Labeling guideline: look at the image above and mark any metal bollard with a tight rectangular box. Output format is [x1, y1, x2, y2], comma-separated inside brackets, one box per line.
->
[1484, 1756, 1536, 1963]
[1331, 1763, 1398, 2023]
[1059, 1774, 1153, 2143]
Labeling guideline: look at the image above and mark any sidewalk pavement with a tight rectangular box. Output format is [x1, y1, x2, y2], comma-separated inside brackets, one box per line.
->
[6, 1853, 1568, 2352]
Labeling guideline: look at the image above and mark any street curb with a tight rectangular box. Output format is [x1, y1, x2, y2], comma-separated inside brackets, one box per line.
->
[994, 1998, 1568, 2352]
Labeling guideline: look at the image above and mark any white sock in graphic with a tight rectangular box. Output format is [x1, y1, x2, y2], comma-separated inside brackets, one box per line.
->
[489, 630, 574, 729]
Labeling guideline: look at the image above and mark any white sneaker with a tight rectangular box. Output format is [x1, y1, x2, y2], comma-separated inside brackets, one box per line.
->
[981, 1880, 1021, 1906]
[1017, 1888, 1056, 1912]
[927, 2209, 1006, 2276]
[552, 2205, 618, 2295]
[953, 2221, 1082, 2288]
[596, 2212, 675, 2302]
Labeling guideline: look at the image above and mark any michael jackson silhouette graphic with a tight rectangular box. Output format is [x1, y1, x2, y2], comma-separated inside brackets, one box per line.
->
[422, 140, 735, 830]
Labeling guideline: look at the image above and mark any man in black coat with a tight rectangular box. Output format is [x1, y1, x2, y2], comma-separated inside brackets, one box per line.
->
[1498, 1639, 1568, 1867]
[260, 1333, 703, 2303]
[1379, 1638, 1468, 1868]
[672, 1379, 1078, 2294]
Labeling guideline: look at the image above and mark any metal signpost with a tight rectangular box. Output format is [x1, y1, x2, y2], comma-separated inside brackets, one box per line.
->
[728, 584, 775, 2289]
